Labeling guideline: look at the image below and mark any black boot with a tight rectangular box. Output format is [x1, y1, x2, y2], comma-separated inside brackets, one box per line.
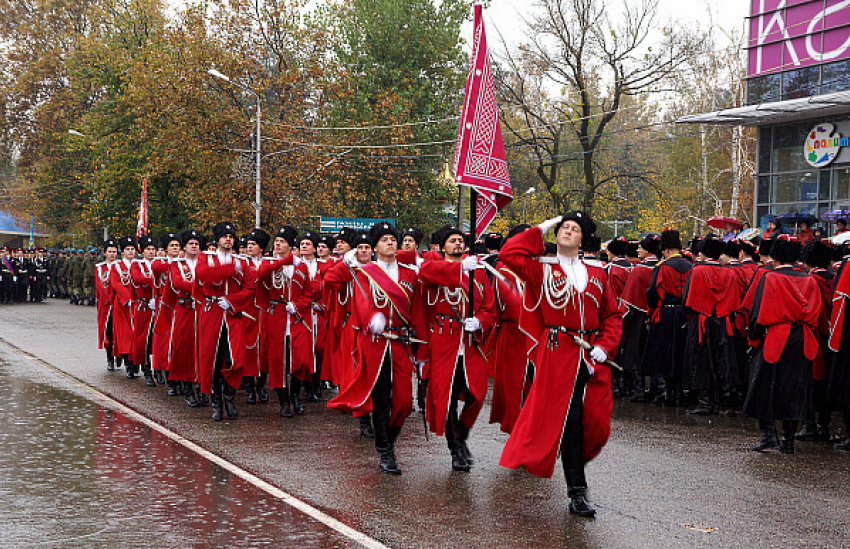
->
[795, 420, 819, 441]
[652, 377, 668, 405]
[211, 386, 223, 422]
[446, 416, 470, 472]
[779, 420, 797, 454]
[142, 365, 156, 387]
[222, 381, 238, 419]
[195, 384, 209, 406]
[182, 382, 200, 407]
[751, 419, 779, 451]
[458, 422, 473, 465]
[378, 446, 402, 475]
[360, 414, 375, 438]
[305, 377, 318, 402]
[106, 354, 115, 371]
[568, 487, 596, 518]
[257, 372, 269, 403]
[686, 390, 717, 415]
[245, 376, 257, 405]
[276, 388, 293, 418]
[290, 377, 305, 414]
[628, 373, 647, 402]
[154, 369, 166, 386]
[311, 372, 322, 400]
[126, 360, 137, 379]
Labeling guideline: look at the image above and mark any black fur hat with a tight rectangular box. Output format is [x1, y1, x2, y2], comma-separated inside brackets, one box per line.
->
[722, 239, 741, 259]
[246, 228, 271, 251]
[639, 234, 661, 257]
[771, 236, 801, 264]
[103, 239, 119, 251]
[181, 229, 207, 248]
[700, 236, 725, 260]
[484, 232, 503, 251]
[739, 239, 758, 259]
[137, 235, 157, 251]
[583, 234, 602, 254]
[335, 227, 357, 247]
[354, 230, 372, 248]
[688, 237, 702, 257]
[298, 230, 319, 248]
[625, 240, 640, 258]
[607, 237, 627, 257]
[317, 234, 333, 250]
[275, 225, 297, 247]
[801, 240, 833, 269]
[212, 221, 237, 242]
[758, 238, 774, 258]
[401, 226, 424, 247]
[660, 229, 682, 251]
[369, 221, 398, 247]
[555, 211, 597, 248]
[159, 232, 181, 249]
[437, 224, 464, 250]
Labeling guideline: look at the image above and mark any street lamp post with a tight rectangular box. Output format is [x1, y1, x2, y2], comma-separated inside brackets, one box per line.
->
[209, 69, 262, 228]
[523, 186, 536, 223]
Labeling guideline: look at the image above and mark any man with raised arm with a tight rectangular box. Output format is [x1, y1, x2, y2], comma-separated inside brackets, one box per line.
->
[498, 213, 622, 518]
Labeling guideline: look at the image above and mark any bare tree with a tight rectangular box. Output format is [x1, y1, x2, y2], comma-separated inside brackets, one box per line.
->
[496, 0, 700, 216]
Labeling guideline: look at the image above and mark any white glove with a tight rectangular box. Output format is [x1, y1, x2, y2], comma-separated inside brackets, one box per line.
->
[343, 249, 358, 267]
[368, 312, 387, 335]
[537, 216, 562, 234]
[285, 302, 297, 315]
[125, 300, 133, 308]
[464, 317, 482, 333]
[234, 259, 243, 275]
[461, 255, 478, 272]
[148, 298, 156, 310]
[311, 302, 323, 312]
[415, 360, 426, 378]
[589, 346, 607, 363]
[217, 297, 232, 310]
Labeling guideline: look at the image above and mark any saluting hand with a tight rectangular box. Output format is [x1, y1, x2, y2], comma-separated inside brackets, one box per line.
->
[537, 216, 562, 234]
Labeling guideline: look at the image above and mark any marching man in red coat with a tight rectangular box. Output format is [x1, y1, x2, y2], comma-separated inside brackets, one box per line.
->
[130, 235, 159, 387]
[327, 222, 419, 475]
[418, 225, 498, 471]
[194, 221, 257, 422]
[109, 236, 137, 375]
[95, 239, 119, 371]
[499, 212, 622, 518]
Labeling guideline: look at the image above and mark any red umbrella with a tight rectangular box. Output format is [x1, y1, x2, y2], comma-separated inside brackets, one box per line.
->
[707, 216, 743, 231]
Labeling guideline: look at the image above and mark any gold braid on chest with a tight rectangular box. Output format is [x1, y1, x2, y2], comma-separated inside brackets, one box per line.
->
[543, 264, 576, 310]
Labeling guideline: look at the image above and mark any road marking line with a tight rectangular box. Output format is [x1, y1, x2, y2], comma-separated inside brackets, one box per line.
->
[0, 339, 388, 549]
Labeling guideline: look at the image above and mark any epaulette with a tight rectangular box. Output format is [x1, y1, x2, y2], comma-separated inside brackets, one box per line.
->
[537, 256, 558, 264]
[583, 259, 605, 268]
[95, 261, 107, 268]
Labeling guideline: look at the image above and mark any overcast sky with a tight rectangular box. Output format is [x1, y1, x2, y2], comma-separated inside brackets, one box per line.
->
[479, 0, 751, 53]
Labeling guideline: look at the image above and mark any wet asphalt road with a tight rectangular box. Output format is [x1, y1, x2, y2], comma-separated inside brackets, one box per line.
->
[1, 300, 850, 548]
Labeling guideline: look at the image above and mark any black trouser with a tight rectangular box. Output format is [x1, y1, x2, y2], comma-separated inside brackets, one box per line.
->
[214, 323, 233, 383]
[445, 357, 474, 450]
[372, 352, 394, 452]
[561, 363, 592, 493]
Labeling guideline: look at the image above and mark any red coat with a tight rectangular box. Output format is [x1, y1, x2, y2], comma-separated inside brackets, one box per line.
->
[95, 261, 115, 353]
[241, 256, 264, 377]
[810, 268, 834, 380]
[498, 227, 622, 478]
[109, 260, 135, 356]
[606, 258, 632, 304]
[418, 258, 498, 436]
[322, 260, 358, 389]
[149, 258, 172, 371]
[327, 260, 418, 428]
[162, 258, 198, 383]
[255, 255, 313, 387]
[488, 263, 528, 434]
[130, 259, 156, 367]
[194, 252, 256, 392]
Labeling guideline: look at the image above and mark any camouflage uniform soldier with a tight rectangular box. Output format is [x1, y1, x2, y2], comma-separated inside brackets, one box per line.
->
[82, 246, 98, 306]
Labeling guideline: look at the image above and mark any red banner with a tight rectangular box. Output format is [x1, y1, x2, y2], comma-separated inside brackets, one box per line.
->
[453, 4, 513, 238]
[136, 178, 147, 239]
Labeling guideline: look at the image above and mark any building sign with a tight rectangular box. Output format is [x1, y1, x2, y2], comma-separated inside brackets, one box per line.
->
[319, 216, 395, 233]
[805, 122, 850, 166]
[748, 0, 850, 77]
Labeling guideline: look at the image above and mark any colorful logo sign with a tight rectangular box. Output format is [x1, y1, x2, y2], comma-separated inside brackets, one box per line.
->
[805, 123, 847, 167]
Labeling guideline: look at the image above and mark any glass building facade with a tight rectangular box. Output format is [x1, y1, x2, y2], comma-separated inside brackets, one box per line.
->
[755, 118, 850, 233]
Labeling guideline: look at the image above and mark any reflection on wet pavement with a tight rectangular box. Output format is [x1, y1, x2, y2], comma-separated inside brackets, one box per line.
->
[0, 363, 356, 547]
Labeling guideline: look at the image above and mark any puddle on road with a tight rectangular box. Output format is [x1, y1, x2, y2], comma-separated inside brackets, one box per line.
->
[0, 362, 355, 547]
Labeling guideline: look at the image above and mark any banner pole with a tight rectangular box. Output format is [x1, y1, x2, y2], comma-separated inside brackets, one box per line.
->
[468, 188, 477, 318]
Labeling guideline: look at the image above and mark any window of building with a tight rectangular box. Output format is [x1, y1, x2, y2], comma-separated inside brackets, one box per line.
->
[772, 123, 811, 173]
[833, 167, 850, 200]
[820, 59, 850, 95]
[746, 73, 781, 105]
[782, 67, 820, 100]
